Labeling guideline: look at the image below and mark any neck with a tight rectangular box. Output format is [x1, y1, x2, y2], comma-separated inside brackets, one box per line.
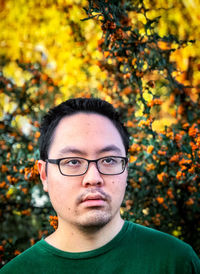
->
[45, 214, 124, 252]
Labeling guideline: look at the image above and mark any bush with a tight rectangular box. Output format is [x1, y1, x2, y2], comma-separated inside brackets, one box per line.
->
[0, 61, 58, 265]
[83, 0, 200, 256]
[0, 0, 199, 267]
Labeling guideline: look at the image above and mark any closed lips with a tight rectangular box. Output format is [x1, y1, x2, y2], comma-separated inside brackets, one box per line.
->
[82, 194, 105, 202]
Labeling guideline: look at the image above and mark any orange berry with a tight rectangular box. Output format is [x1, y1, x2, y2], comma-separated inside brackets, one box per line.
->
[34, 131, 40, 139]
[185, 198, 194, 206]
[28, 144, 33, 151]
[147, 145, 154, 154]
[122, 86, 132, 95]
[0, 245, 4, 251]
[157, 150, 166, 156]
[146, 163, 155, 171]
[157, 172, 167, 182]
[170, 154, 179, 162]
[131, 58, 137, 66]
[14, 250, 21, 256]
[1, 165, 8, 173]
[126, 120, 134, 127]
[104, 51, 110, 58]
[156, 197, 164, 204]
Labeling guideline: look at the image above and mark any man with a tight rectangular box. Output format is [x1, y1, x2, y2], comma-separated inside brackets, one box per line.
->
[1, 98, 199, 273]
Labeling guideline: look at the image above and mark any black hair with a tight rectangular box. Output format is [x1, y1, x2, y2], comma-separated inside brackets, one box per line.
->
[39, 98, 130, 160]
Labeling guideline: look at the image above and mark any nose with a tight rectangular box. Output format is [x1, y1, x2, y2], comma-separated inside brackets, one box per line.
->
[81, 162, 104, 187]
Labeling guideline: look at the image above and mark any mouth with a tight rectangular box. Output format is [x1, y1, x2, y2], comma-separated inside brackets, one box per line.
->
[81, 194, 106, 207]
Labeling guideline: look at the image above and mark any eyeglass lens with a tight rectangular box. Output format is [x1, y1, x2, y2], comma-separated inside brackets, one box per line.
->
[59, 157, 126, 176]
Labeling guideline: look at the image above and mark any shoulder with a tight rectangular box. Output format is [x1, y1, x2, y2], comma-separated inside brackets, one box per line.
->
[124, 221, 200, 272]
[126, 221, 190, 248]
[0, 240, 46, 273]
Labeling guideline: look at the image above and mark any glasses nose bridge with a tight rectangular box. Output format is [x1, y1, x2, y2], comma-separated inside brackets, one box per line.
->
[86, 159, 102, 174]
[86, 159, 100, 172]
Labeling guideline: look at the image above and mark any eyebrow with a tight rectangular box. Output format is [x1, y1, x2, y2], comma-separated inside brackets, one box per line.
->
[96, 145, 122, 155]
[57, 145, 123, 157]
[58, 147, 86, 157]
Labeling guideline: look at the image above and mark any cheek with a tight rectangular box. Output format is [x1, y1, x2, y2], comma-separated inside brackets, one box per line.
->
[47, 177, 77, 211]
[109, 176, 127, 200]
[48, 186, 75, 218]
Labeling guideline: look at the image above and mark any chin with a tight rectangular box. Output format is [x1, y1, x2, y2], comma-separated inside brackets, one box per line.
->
[76, 210, 112, 231]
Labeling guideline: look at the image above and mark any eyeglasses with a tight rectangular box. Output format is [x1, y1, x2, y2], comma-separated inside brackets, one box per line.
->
[46, 156, 128, 176]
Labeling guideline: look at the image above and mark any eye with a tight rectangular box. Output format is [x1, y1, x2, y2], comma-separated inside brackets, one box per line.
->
[102, 157, 117, 165]
[68, 159, 80, 166]
[60, 158, 81, 167]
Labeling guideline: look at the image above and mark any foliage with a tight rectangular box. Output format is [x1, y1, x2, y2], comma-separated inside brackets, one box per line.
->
[0, 0, 200, 267]
[83, 0, 200, 256]
[0, 61, 58, 265]
[0, 0, 105, 97]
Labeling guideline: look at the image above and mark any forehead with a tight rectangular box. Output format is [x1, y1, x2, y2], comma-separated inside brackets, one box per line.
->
[49, 113, 125, 156]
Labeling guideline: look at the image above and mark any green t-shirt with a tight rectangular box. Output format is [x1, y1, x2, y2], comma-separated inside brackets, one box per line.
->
[1, 221, 199, 274]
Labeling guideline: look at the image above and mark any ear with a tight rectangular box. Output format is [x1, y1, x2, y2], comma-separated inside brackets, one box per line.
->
[38, 160, 48, 192]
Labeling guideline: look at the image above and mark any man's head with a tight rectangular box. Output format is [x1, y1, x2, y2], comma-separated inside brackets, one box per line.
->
[39, 98, 130, 161]
[38, 98, 130, 231]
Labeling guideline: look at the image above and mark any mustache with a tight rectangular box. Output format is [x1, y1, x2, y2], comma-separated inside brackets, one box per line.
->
[76, 188, 111, 204]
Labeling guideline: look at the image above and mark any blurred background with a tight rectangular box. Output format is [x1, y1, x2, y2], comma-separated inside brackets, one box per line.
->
[0, 0, 200, 266]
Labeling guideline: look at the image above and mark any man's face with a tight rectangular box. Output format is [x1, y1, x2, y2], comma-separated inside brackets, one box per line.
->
[39, 113, 128, 230]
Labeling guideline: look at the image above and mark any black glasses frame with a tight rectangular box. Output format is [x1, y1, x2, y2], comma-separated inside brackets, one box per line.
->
[45, 156, 128, 176]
